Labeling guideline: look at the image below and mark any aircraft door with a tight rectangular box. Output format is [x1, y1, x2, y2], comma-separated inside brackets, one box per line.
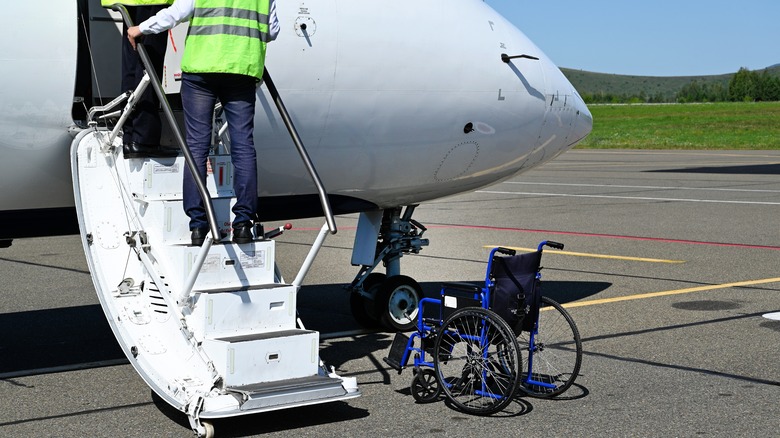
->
[84, 1, 123, 100]
[82, 0, 184, 104]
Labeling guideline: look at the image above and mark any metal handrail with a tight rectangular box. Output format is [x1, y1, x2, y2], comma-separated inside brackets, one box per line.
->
[112, 4, 221, 242]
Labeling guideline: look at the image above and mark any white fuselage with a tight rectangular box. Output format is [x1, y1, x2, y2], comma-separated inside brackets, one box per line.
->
[0, 0, 591, 234]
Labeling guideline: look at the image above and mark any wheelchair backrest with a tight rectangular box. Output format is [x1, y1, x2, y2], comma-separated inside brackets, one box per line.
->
[490, 250, 543, 334]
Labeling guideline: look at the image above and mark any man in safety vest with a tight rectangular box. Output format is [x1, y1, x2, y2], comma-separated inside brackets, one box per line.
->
[102, 0, 178, 158]
[127, 0, 279, 245]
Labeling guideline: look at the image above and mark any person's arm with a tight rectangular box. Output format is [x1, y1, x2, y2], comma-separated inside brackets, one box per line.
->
[269, 0, 279, 41]
[127, 0, 194, 49]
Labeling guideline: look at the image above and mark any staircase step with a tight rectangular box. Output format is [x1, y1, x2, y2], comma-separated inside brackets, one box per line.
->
[157, 239, 275, 293]
[203, 329, 320, 387]
[126, 155, 235, 202]
[137, 197, 234, 246]
[188, 284, 297, 339]
[229, 375, 348, 411]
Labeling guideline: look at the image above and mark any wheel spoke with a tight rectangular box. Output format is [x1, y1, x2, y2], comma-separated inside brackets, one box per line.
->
[434, 308, 520, 415]
[518, 296, 582, 397]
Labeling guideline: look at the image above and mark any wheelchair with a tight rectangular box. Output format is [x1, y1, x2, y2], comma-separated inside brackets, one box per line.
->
[384, 241, 582, 415]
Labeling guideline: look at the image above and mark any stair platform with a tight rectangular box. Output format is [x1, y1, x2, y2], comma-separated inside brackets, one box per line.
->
[230, 374, 350, 411]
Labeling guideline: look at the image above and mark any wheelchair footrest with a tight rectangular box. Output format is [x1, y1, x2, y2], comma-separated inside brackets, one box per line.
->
[383, 332, 411, 373]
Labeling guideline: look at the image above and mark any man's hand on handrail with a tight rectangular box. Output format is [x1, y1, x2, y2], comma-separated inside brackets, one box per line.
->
[127, 26, 143, 51]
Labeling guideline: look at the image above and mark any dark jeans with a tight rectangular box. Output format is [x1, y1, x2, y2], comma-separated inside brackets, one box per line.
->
[180, 72, 258, 230]
[121, 6, 167, 146]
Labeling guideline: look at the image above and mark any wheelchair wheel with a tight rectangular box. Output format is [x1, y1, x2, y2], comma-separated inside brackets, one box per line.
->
[517, 296, 582, 398]
[411, 368, 441, 403]
[433, 307, 521, 415]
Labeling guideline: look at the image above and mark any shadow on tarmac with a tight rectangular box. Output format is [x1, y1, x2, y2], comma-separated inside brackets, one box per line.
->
[0, 304, 123, 375]
[0, 280, 610, 376]
[152, 391, 370, 437]
[649, 163, 780, 175]
[0, 279, 608, 435]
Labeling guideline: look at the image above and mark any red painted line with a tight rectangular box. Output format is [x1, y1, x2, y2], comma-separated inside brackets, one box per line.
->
[284, 223, 779, 251]
[282, 226, 357, 232]
[168, 30, 177, 52]
[427, 224, 780, 251]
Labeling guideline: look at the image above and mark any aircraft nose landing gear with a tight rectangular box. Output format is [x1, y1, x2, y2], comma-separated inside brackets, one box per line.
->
[348, 206, 427, 332]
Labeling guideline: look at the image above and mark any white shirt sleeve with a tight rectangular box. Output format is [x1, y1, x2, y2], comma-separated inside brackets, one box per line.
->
[139, 0, 195, 35]
[269, 0, 280, 41]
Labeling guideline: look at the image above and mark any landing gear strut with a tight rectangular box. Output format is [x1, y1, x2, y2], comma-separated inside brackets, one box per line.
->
[348, 206, 428, 332]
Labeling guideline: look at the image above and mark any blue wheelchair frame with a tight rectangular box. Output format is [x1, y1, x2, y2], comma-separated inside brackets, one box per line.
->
[384, 240, 565, 405]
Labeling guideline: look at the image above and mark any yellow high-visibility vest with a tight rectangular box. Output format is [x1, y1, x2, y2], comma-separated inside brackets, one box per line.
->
[181, 0, 271, 80]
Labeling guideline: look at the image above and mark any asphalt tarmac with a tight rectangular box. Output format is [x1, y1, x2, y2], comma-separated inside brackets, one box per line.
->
[1, 150, 779, 437]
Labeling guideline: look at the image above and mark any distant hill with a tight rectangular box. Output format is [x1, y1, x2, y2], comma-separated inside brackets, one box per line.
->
[561, 65, 780, 102]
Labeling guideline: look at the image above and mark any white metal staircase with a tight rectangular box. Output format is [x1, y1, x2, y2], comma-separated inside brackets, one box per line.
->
[71, 133, 358, 436]
[69, 6, 357, 437]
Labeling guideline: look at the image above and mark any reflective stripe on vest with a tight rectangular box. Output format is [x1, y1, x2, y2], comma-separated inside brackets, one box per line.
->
[101, 0, 174, 7]
[181, 0, 270, 79]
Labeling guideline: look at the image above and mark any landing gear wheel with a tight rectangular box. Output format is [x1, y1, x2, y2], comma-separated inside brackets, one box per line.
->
[349, 273, 386, 327]
[376, 275, 422, 332]
[411, 368, 441, 403]
[434, 307, 521, 415]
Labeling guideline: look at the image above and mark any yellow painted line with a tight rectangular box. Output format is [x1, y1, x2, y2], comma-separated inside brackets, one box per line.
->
[484, 245, 685, 264]
[560, 277, 780, 309]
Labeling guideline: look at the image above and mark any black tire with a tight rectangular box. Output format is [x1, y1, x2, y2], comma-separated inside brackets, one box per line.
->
[363, 272, 387, 292]
[349, 273, 386, 327]
[376, 275, 422, 332]
[411, 368, 441, 403]
[517, 296, 582, 398]
[433, 307, 521, 415]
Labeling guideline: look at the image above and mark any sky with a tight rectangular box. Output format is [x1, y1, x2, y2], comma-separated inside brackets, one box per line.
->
[487, 0, 780, 77]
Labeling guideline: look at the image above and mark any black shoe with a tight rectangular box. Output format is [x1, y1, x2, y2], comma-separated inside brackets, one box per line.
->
[191, 228, 209, 246]
[123, 142, 179, 159]
[232, 222, 254, 244]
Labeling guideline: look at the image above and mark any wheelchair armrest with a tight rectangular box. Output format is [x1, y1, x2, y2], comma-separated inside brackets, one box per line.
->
[440, 282, 481, 293]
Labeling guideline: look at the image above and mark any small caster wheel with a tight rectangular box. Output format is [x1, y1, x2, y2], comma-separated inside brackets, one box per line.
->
[411, 368, 440, 403]
[201, 420, 215, 438]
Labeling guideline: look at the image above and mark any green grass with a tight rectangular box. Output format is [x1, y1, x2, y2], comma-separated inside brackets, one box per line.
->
[578, 102, 780, 149]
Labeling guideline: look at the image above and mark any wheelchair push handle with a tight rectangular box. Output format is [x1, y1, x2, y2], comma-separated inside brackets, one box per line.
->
[538, 240, 565, 251]
[495, 247, 516, 256]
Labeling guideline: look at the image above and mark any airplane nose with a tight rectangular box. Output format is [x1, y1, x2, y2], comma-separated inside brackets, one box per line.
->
[571, 92, 593, 143]
[537, 58, 593, 147]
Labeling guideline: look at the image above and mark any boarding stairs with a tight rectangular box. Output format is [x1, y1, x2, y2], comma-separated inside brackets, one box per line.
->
[69, 5, 356, 437]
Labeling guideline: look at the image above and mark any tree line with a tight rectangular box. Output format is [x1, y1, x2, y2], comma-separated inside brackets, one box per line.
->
[580, 67, 780, 104]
